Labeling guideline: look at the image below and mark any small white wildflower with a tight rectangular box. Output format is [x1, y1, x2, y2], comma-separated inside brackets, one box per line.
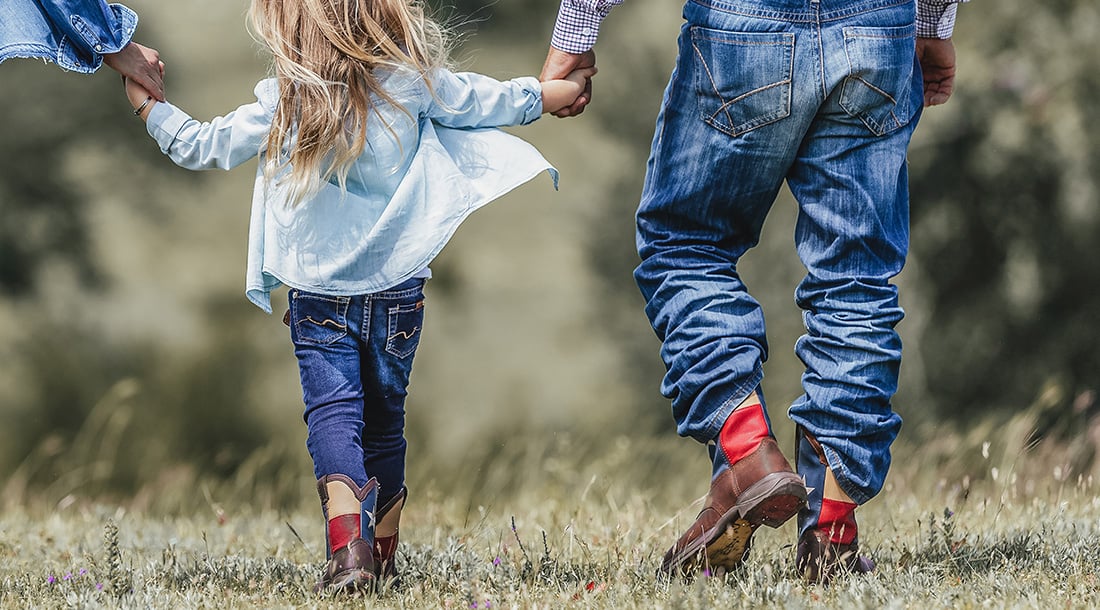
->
[991, 467, 999, 481]
[982, 441, 990, 459]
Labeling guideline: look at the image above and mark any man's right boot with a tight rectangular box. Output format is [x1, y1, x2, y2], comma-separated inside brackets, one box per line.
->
[316, 474, 379, 593]
[660, 399, 807, 576]
[794, 427, 874, 584]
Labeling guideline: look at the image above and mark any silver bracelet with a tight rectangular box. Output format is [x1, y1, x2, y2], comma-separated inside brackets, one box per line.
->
[133, 96, 153, 116]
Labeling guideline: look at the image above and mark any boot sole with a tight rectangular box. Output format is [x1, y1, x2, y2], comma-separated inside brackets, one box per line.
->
[320, 569, 377, 594]
[664, 471, 807, 575]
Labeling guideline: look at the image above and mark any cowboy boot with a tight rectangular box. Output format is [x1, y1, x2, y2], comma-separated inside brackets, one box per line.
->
[661, 394, 807, 576]
[373, 486, 407, 587]
[794, 427, 874, 584]
[316, 474, 379, 593]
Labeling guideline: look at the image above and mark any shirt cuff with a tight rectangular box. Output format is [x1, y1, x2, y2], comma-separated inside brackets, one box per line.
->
[75, 4, 139, 57]
[550, 1, 608, 54]
[146, 101, 191, 154]
[514, 76, 544, 124]
[916, 1, 960, 39]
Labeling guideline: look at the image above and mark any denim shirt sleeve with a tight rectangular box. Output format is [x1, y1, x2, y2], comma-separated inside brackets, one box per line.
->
[38, 1, 137, 69]
[424, 70, 543, 129]
[145, 79, 278, 171]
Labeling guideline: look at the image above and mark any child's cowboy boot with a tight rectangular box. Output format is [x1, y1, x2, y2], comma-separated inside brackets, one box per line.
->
[661, 393, 807, 576]
[316, 474, 379, 593]
[794, 426, 875, 584]
[373, 486, 407, 587]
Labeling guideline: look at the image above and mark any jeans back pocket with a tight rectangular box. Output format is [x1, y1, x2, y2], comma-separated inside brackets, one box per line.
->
[291, 292, 350, 345]
[691, 28, 794, 137]
[386, 300, 424, 359]
[840, 24, 918, 135]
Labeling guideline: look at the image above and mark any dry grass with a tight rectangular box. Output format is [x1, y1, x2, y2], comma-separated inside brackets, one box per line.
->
[3, 407, 1100, 609]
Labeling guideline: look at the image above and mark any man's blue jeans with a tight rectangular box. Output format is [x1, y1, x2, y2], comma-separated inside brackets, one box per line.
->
[635, 0, 923, 505]
[289, 278, 425, 503]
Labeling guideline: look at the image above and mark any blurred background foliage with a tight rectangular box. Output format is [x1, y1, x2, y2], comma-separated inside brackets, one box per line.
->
[0, 0, 1097, 510]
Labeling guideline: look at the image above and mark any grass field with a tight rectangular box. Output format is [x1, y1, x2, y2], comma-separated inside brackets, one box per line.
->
[3, 410, 1099, 609]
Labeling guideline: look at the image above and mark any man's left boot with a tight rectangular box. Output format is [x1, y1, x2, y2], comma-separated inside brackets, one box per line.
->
[316, 474, 379, 593]
[794, 427, 875, 584]
[661, 397, 808, 576]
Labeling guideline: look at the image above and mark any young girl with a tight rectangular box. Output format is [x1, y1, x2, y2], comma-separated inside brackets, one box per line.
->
[124, 0, 593, 593]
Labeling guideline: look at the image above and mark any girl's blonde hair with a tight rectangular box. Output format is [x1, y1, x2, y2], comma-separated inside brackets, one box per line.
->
[248, 0, 450, 205]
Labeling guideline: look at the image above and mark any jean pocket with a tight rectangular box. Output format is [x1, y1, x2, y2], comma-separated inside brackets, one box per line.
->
[690, 28, 794, 137]
[385, 299, 424, 359]
[840, 24, 918, 136]
[291, 292, 350, 345]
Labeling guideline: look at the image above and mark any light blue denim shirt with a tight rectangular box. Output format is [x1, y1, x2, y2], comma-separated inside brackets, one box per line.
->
[145, 68, 557, 313]
[0, 0, 136, 73]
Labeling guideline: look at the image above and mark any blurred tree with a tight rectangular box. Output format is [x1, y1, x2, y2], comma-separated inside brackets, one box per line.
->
[908, 1, 1100, 422]
[0, 55, 276, 488]
[0, 61, 157, 296]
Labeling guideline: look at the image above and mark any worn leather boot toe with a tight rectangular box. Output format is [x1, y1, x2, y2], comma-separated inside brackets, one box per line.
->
[660, 438, 807, 576]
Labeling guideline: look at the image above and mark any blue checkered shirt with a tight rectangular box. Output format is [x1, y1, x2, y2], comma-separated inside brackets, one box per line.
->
[551, 0, 966, 53]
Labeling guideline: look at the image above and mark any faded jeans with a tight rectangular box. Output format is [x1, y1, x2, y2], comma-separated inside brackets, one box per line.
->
[289, 278, 426, 504]
[635, 0, 923, 504]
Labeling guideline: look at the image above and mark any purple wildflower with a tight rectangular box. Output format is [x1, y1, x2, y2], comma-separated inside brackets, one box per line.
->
[64, 573, 72, 581]
[493, 556, 502, 566]
[47, 575, 56, 585]
[96, 583, 104, 591]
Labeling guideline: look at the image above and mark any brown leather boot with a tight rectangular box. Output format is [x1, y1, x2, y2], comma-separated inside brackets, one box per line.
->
[795, 529, 875, 584]
[373, 486, 407, 587]
[660, 438, 807, 576]
[316, 474, 378, 593]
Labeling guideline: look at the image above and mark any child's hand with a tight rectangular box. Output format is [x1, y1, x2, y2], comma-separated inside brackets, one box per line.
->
[541, 66, 598, 116]
[124, 76, 158, 120]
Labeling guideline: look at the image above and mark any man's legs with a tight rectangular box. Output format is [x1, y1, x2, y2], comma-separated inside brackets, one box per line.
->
[635, 0, 820, 575]
[784, 0, 924, 581]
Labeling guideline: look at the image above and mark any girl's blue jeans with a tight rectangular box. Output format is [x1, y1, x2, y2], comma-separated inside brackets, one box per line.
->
[289, 278, 426, 503]
[635, 0, 923, 505]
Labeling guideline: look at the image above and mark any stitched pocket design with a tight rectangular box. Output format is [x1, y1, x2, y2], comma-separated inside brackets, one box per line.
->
[839, 24, 918, 135]
[385, 300, 424, 359]
[691, 28, 794, 137]
[292, 293, 350, 345]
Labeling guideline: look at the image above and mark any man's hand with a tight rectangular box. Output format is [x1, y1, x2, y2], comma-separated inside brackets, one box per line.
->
[915, 38, 956, 107]
[539, 47, 596, 118]
[104, 42, 166, 101]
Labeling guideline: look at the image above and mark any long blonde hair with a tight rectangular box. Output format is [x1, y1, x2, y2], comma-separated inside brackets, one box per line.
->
[248, 0, 450, 205]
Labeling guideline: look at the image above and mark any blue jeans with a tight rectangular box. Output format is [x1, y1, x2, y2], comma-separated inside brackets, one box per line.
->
[289, 278, 425, 502]
[635, 0, 922, 504]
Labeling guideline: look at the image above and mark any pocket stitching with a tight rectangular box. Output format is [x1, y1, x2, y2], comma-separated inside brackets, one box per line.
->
[293, 294, 350, 345]
[385, 301, 423, 359]
[840, 25, 916, 135]
[691, 30, 794, 138]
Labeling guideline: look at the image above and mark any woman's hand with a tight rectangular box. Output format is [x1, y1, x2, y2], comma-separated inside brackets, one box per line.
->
[105, 42, 166, 101]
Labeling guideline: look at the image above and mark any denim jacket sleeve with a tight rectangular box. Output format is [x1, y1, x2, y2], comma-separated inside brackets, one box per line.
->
[37, 1, 137, 66]
[423, 69, 543, 129]
[145, 80, 278, 171]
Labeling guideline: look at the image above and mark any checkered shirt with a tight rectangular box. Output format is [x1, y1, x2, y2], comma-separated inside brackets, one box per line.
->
[551, 0, 967, 53]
